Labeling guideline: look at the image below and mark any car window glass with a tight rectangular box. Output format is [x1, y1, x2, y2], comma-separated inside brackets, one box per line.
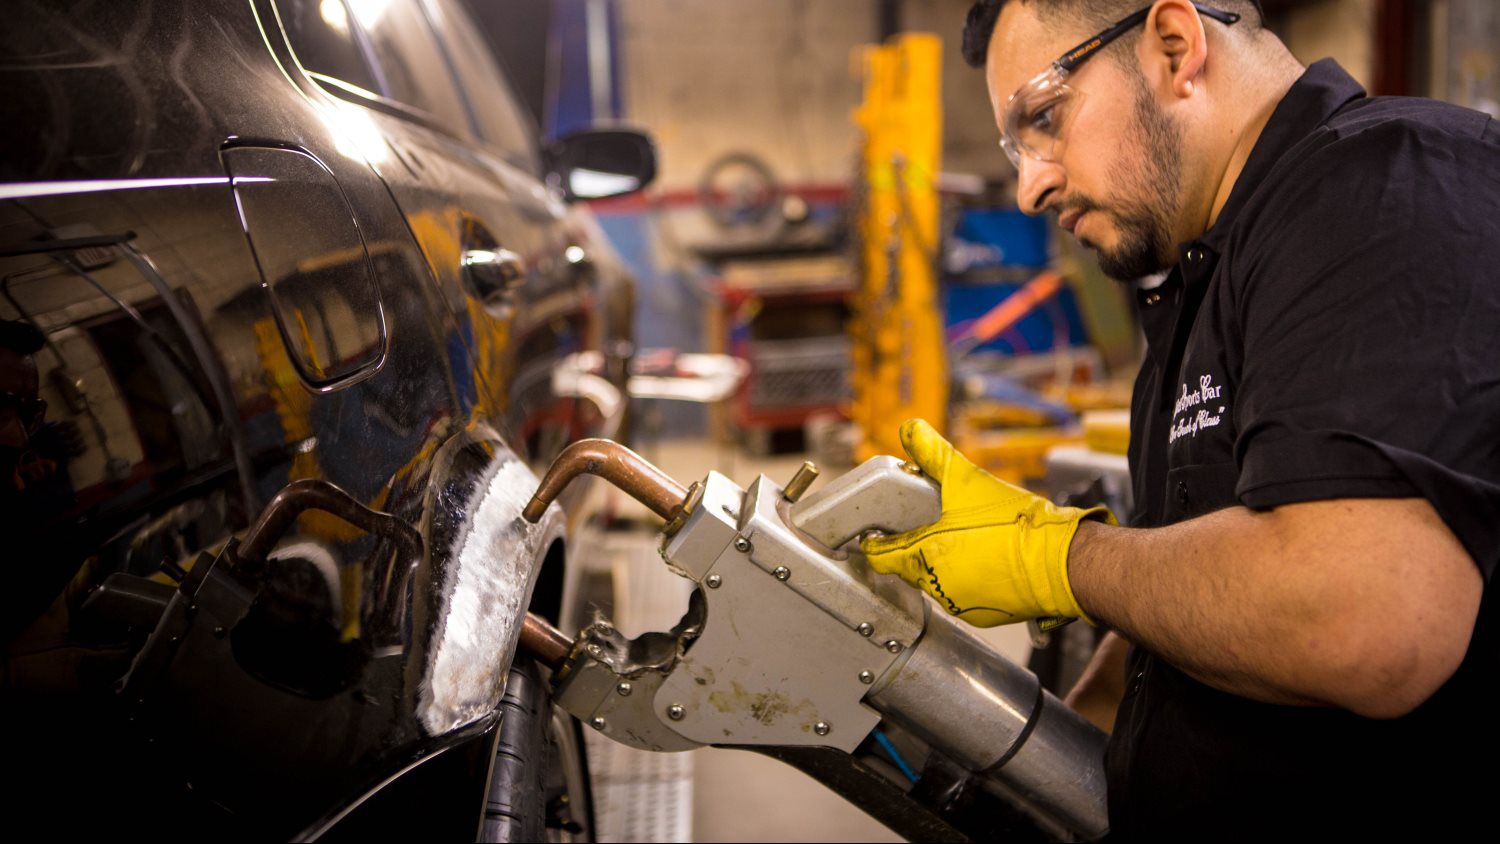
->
[275, 0, 382, 95]
[425, 0, 541, 172]
[346, 0, 472, 137]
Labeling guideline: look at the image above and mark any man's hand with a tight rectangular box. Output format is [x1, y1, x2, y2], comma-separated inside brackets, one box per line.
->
[859, 419, 1115, 627]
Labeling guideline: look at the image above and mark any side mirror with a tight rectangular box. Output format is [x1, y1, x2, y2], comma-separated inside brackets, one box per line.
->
[544, 128, 657, 202]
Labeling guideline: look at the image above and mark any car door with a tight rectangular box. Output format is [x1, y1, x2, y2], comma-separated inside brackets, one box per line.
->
[2, 0, 524, 835]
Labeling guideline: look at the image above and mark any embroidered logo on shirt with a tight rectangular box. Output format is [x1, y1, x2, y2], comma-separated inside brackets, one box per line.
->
[1169, 374, 1228, 445]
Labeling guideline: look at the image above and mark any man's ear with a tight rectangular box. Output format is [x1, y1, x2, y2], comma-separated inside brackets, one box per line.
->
[1139, 0, 1209, 99]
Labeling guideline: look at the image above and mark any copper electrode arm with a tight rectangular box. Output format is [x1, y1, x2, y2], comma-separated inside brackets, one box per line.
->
[519, 613, 574, 671]
[522, 438, 689, 524]
[518, 440, 693, 668]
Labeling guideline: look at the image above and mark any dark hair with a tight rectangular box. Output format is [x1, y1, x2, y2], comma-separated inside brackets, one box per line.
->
[0, 320, 44, 356]
[962, 1, 1007, 68]
[961, 1, 1264, 69]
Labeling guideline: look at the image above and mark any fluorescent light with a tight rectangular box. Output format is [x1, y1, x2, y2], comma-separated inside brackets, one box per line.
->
[0, 177, 271, 200]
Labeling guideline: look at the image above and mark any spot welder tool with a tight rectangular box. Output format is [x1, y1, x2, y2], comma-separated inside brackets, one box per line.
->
[519, 439, 1108, 841]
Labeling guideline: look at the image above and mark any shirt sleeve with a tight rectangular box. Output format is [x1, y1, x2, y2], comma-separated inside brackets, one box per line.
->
[1228, 116, 1500, 577]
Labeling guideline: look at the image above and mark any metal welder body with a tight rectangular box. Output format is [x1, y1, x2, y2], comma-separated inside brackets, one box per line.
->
[521, 439, 1109, 841]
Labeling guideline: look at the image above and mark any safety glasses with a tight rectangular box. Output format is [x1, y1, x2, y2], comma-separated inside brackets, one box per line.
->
[999, 3, 1242, 168]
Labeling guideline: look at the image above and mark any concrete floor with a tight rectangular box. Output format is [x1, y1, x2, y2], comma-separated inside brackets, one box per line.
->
[589, 436, 1036, 843]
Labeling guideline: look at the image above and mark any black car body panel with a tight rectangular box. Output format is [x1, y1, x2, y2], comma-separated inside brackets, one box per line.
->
[1, 0, 642, 836]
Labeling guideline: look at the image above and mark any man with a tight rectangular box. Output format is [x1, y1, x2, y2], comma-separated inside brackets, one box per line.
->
[861, 0, 1498, 836]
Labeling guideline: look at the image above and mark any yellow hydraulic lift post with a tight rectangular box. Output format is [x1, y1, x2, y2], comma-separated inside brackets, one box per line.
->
[852, 33, 948, 461]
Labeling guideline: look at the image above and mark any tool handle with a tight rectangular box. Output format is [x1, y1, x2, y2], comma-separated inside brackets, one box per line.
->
[791, 457, 1079, 641]
[788, 455, 942, 549]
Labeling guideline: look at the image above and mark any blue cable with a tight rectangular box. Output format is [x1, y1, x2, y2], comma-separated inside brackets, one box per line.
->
[873, 728, 919, 783]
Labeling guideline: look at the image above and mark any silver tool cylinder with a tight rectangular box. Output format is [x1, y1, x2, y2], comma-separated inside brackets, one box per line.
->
[868, 609, 1110, 839]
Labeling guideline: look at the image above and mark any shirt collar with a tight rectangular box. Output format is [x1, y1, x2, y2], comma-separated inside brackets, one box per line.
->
[1198, 59, 1366, 252]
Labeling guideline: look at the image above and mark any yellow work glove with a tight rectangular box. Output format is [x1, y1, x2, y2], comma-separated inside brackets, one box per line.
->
[859, 419, 1115, 628]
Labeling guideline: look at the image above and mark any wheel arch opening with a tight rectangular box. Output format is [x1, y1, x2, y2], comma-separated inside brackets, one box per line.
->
[527, 538, 567, 625]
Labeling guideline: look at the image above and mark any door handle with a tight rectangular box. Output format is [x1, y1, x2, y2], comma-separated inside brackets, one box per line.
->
[461, 247, 527, 305]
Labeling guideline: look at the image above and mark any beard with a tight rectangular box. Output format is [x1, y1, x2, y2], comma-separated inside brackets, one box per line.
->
[1078, 70, 1184, 282]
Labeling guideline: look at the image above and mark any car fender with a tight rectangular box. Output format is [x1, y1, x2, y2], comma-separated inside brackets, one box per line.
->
[414, 424, 567, 736]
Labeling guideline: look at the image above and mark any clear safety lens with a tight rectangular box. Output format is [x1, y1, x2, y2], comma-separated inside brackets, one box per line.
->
[1000, 65, 1081, 168]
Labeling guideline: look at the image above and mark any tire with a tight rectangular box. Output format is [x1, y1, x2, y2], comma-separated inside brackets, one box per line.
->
[482, 655, 596, 842]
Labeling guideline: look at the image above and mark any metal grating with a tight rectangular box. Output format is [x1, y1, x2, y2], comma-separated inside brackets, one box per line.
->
[746, 337, 852, 409]
[585, 731, 695, 843]
[581, 525, 698, 843]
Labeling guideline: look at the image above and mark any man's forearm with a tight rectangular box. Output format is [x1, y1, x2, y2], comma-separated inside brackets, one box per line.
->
[1068, 508, 1327, 708]
[1065, 498, 1480, 718]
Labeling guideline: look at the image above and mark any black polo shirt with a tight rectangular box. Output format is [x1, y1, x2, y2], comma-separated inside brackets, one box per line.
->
[1109, 60, 1500, 838]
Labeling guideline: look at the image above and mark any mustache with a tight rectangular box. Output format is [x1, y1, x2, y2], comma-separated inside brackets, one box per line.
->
[1053, 196, 1104, 220]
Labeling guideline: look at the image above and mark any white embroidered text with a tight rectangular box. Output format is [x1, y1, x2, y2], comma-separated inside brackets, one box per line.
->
[1169, 374, 1228, 444]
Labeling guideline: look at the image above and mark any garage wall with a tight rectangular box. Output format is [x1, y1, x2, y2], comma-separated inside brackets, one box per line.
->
[615, 0, 1003, 192]
[902, 0, 1012, 179]
[1275, 0, 1377, 90]
[616, 0, 875, 192]
[1430, 0, 1500, 116]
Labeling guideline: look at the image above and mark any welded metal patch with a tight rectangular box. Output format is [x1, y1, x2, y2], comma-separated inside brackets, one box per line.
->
[419, 455, 548, 734]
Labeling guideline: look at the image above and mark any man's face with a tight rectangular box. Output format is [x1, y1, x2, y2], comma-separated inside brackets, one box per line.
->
[986, 3, 1184, 281]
